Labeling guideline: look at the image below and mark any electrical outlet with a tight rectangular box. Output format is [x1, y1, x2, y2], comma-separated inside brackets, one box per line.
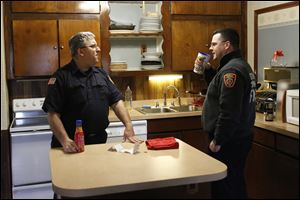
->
[141, 44, 147, 54]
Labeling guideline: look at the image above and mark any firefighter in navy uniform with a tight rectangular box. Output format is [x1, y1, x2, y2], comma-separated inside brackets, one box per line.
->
[195, 28, 256, 199]
[42, 32, 142, 153]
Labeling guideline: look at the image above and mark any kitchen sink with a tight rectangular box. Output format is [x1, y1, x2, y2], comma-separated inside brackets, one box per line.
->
[135, 105, 201, 114]
[170, 105, 202, 112]
[135, 107, 176, 114]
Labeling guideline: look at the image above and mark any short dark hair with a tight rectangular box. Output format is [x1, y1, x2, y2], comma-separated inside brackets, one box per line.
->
[212, 28, 240, 49]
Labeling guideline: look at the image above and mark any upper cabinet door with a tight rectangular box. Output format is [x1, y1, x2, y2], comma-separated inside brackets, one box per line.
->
[12, 1, 57, 13]
[13, 20, 59, 77]
[172, 20, 209, 71]
[171, 19, 242, 71]
[12, 1, 100, 13]
[56, 1, 100, 13]
[171, 1, 241, 15]
[58, 20, 101, 67]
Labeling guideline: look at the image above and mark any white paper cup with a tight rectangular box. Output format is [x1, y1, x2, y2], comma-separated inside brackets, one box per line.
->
[193, 52, 210, 74]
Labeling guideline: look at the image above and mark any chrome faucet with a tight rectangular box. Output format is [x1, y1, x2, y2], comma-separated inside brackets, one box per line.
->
[163, 85, 181, 107]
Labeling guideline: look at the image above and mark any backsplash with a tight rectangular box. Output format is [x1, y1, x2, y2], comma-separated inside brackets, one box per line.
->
[7, 72, 207, 120]
[111, 72, 207, 100]
[8, 73, 207, 100]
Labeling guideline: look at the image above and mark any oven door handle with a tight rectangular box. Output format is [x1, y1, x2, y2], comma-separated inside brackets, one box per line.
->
[11, 131, 53, 138]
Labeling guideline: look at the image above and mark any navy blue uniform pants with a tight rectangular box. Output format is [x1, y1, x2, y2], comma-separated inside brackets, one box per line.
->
[208, 137, 252, 199]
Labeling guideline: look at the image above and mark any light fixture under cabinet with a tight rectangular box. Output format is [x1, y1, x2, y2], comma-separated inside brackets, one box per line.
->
[148, 74, 183, 81]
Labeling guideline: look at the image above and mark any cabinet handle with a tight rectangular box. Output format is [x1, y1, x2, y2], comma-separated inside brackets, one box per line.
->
[60, 46, 64, 49]
[205, 44, 209, 47]
[53, 46, 57, 49]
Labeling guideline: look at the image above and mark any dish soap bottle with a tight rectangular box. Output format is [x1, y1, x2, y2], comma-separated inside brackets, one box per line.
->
[125, 86, 133, 109]
[74, 120, 85, 152]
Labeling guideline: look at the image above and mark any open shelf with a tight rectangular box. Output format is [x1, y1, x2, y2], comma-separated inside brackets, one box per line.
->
[109, 30, 162, 38]
[109, 68, 173, 77]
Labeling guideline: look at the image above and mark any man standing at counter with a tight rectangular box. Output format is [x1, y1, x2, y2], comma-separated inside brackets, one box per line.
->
[194, 28, 256, 198]
[43, 31, 142, 153]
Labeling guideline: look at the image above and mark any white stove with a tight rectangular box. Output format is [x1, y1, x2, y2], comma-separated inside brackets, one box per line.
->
[9, 98, 53, 199]
[10, 98, 50, 132]
[12, 98, 45, 112]
[9, 98, 147, 198]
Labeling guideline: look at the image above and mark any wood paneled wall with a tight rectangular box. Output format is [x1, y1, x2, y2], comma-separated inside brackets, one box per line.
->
[7, 79, 49, 121]
[8, 79, 49, 99]
[7, 72, 207, 117]
[112, 72, 207, 100]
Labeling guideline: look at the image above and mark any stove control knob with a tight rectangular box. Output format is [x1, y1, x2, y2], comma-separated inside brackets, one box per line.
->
[23, 102, 27, 107]
[15, 103, 20, 107]
[32, 102, 36, 106]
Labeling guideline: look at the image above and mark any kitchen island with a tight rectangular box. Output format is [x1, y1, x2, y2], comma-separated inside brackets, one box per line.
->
[107, 98, 298, 198]
[50, 139, 227, 198]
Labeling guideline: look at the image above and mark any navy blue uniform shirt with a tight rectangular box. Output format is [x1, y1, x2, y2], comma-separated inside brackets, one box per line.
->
[42, 60, 123, 147]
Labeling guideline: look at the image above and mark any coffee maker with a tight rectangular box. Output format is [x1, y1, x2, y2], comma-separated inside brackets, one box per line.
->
[264, 98, 275, 121]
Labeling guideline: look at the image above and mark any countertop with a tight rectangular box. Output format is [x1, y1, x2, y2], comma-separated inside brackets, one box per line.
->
[109, 98, 202, 122]
[254, 113, 299, 139]
[50, 139, 227, 198]
[108, 98, 299, 139]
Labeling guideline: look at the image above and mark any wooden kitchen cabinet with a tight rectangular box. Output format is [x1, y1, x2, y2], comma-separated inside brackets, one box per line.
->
[172, 19, 241, 71]
[5, 1, 101, 78]
[12, 19, 100, 77]
[245, 127, 299, 199]
[171, 1, 241, 15]
[170, 1, 245, 72]
[147, 116, 208, 152]
[181, 130, 209, 154]
[147, 116, 211, 198]
[100, 1, 173, 76]
[99, 1, 246, 75]
[11, 1, 100, 13]
[12, 20, 58, 77]
[58, 20, 100, 67]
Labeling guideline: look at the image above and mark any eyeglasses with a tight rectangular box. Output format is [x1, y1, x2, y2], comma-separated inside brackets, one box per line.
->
[210, 40, 228, 48]
[81, 44, 99, 49]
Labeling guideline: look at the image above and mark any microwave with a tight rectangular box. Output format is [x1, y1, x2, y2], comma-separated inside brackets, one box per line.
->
[286, 89, 299, 126]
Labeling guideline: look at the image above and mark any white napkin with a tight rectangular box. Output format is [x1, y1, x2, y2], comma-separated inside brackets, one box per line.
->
[110, 143, 140, 155]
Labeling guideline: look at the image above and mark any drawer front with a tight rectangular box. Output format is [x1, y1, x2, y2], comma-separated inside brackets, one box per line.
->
[253, 127, 275, 148]
[276, 134, 299, 159]
[147, 117, 202, 133]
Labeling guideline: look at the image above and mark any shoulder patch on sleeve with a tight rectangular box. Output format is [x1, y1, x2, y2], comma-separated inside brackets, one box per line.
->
[48, 77, 56, 85]
[223, 73, 237, 88]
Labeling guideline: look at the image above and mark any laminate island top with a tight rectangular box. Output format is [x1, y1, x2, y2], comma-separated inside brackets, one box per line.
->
[50, 139, 227, 198]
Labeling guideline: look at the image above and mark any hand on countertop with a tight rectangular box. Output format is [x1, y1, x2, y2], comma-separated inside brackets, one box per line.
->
[123, 136, 144, 144]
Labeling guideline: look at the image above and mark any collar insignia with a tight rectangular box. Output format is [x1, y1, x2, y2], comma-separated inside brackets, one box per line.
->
[48, 78, 56, 85]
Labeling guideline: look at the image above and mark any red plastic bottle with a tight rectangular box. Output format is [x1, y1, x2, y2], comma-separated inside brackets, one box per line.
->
[74, 120, 85, 152]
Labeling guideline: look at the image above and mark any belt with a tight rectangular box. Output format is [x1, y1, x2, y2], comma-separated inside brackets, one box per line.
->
[86, 131, 107, 138]
[85, 133, 107, 145]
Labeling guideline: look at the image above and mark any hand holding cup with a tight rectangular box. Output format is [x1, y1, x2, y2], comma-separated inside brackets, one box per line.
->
[193, 52, 211, 74]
